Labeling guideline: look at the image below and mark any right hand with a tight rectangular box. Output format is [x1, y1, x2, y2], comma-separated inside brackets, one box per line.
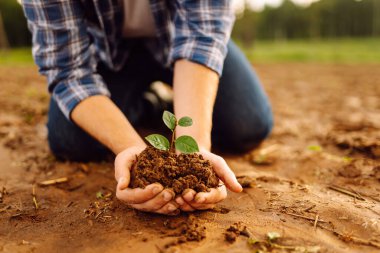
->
[114, 146, 180, 215]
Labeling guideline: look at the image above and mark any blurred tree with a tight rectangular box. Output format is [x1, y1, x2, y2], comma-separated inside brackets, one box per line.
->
[232, 0, 380, 43]
[0, 0, 30, 47]
[0, 11, 9, 49]
[232, 8, 257, 46]
[373, 0, 380, 36]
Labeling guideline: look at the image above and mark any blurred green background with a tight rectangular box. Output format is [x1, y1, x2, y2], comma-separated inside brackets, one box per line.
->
[0, 0, 379, 65]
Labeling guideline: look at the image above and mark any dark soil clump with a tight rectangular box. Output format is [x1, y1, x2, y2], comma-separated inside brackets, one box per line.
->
[130, 147, 219, 194]
[338, 164, 362, 178]
[225, 222, 251, 243]
[372, 166, 380, 181]
[163, 214, 206, 249]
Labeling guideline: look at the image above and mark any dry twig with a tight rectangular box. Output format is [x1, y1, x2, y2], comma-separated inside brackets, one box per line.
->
[38, 177, 68, 186]
[313, 214, 319, 230]
[282, 211, 326, 223]
[32, 185, 38, 209]
[303, 204, 316, 212]
[328, 185, 366, 201]
[318, 223, 380, 249]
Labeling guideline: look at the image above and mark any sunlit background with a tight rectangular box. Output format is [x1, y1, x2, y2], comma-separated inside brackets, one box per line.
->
[0, 0, 379, 64]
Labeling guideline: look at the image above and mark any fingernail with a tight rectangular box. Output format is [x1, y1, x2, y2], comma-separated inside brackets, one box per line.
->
[152, 186, 162, 195]
[183, 191, 194, 202]
[168, 205, 177, 212]
[163, 191, 172, 201]
[118, 177, 127, 188]
[195, 196, 205, 204]
[175, 197, 185, 205]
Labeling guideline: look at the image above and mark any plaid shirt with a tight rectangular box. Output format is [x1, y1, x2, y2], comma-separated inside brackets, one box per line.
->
[22, 0, 235, 120]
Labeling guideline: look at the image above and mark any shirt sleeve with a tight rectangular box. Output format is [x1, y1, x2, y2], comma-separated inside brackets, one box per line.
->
[22, 0, 110, 121]
[169, 0, 235, 76]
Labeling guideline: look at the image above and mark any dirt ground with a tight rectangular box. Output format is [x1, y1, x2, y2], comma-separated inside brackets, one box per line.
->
[0, 64, 379, 253]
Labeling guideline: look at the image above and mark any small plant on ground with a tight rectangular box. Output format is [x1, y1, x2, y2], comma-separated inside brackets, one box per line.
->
[130, 111, 219, 194]
[145, 110, 199, 154]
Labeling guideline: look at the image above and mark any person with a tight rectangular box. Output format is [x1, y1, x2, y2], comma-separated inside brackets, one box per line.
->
[21, 0, 273, 215]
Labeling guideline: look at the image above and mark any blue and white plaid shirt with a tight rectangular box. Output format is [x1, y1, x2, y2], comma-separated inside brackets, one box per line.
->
[22, 0, 235, 120]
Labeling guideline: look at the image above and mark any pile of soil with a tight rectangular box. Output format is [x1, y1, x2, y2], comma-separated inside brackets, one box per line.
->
[163, 214, 206, 247]
[224, 222, 251, 243]
[130, 147, 219, 194]
[2, 65, 380, 253]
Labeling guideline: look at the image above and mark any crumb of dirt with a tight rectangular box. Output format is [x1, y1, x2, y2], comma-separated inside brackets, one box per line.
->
[225, 232, 238, 243]
[163, 214, 206, 248]
[256, 175, 280, 183]
[372, 166, 380, 181]
[84, 196, 115, 222]
[130, 147, 219, 194]
[237, 175, 255, 188]
[211, 206, 230, 214]
[224, 222, 250, 243]
[0, 187, 7, 203]
[338, 164, 362, 178]
[327, 130, 380, 158]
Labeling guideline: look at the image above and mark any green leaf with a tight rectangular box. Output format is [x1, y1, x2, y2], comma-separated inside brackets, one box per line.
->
[162, 111, 176, 131]
[342, 156, 352, 163]
[267, 231, 281, 241]
[178, 116, 193, 127]
[96, 191, 104, 199]
[247, 238, 259, 245]
[307, 145, 323, 152]
[145, 134, 170, 151]
[175, 135, 199, 154]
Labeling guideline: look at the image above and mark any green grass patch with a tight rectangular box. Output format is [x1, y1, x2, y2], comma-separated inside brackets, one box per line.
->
[238, 38, 380, 64]
[1, 38, 380, 66]
[0, 48, 33, 65]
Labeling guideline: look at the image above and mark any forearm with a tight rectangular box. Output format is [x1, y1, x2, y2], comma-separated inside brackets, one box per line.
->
[71, 95, 146, 154]
[173, 60, 219, 151]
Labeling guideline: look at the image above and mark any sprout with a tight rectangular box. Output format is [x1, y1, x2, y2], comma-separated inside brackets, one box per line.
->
[145, 111, 199, 154]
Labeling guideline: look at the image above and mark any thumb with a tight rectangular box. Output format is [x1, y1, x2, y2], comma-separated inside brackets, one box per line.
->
[203, 153, 243, 193]
[117, 176, 130, 191]
[115, 151, 135, 190]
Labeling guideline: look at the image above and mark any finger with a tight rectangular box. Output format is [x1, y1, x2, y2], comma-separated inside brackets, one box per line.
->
[187, 203, 215, 210]
[114, 146, 145, 183]
[129, 189, 175, 211]
[176, 196, 195, 212]
[182, 189, 196, 202]
[193, 184, 227, 204]
[203, 154, 242, 193]
[179, 202, 196, 212]
[155, 202, 180, 215]
[116, 183, 163, 204]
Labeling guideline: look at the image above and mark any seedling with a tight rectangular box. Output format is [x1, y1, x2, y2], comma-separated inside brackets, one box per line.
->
[266, 231, 281, 242]
[145, 111, 199, 154]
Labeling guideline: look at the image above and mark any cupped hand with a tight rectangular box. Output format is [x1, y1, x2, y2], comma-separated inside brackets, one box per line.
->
[114, 146, 179, 215]
[175, 149, 243, 211]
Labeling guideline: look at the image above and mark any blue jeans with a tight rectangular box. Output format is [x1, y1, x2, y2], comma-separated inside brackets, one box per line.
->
[47, 41, 273, 161]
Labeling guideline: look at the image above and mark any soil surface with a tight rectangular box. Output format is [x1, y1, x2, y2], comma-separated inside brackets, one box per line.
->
[130, 147, 219, 194]
[0, 64, 379, 253]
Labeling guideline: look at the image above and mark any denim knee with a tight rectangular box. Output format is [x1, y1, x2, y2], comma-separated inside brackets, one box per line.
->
[236, 111, 273, 152]
[214, 110, 273, 153]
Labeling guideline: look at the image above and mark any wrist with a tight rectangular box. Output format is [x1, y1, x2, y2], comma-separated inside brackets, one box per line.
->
[176, 128, 211, 152]
[113, 140, 147, 155]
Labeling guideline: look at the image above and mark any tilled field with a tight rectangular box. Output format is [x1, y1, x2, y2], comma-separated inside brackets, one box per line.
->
[0, 64, 379, 253]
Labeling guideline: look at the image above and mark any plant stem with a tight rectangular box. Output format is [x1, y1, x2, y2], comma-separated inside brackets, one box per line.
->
[170, 124, 176, 153]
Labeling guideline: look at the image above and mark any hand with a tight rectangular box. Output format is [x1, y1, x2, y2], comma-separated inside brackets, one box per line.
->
[174, 149, 243, 211]
[114, 146, 180, 215]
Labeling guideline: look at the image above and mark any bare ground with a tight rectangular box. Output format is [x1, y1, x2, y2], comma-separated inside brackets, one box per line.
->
[0, 64, 379, 253]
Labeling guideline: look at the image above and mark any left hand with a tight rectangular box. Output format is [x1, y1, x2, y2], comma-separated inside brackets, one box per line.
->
[175, 149, 243, 211]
